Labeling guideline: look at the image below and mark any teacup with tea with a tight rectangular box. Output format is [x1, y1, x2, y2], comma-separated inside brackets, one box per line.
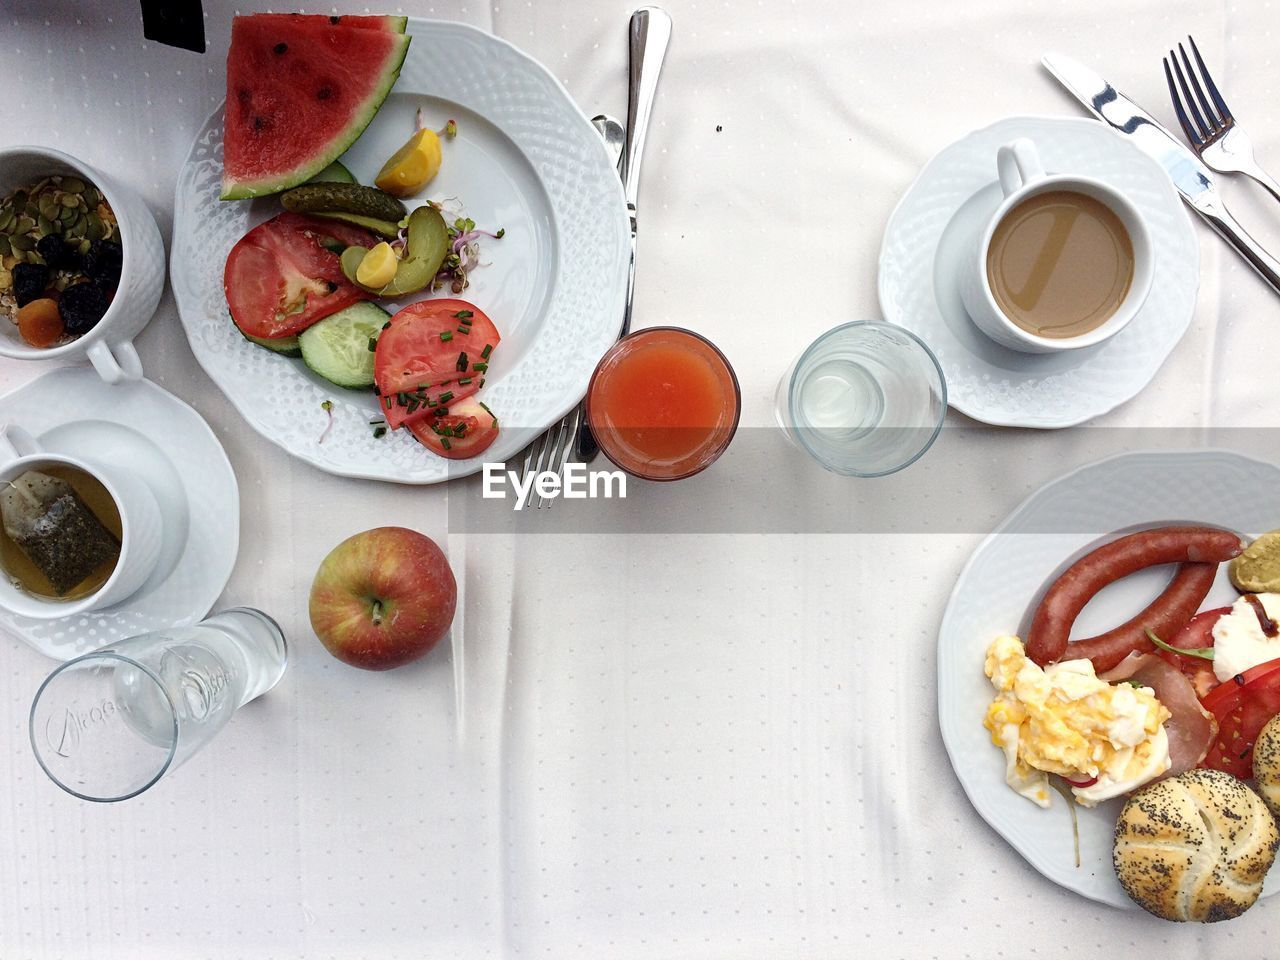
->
[960, 138, 1155, 354]
[0, 425, 161, 619]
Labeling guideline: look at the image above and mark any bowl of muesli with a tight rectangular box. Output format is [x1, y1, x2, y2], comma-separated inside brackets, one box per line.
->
[0, 146, 163, 382]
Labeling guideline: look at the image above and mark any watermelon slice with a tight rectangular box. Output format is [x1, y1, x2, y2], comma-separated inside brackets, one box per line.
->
[244, 13, 408, 34]
[221, 16, 411, 200]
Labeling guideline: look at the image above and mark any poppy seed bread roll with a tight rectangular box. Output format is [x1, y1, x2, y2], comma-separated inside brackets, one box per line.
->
[1113, 769, 1278, 922]
[1252, 715, 1280, 821]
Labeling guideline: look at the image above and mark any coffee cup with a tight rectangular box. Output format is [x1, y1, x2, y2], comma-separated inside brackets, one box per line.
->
[0, 425, 161, 619]
[959, 138, 1154, 354]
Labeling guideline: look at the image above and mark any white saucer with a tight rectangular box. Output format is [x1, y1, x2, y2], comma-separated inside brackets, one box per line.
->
[0, 367, 238, 660]
[878, 116, 1200, 428]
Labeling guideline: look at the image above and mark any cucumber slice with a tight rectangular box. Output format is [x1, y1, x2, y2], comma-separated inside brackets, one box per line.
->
[236, 316, 302, 357]
[307, 161, 356, 184]
[299, 302, 390, 388]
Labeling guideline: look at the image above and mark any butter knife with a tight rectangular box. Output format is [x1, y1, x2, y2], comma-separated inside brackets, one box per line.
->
[1042, 52, 1280, 295]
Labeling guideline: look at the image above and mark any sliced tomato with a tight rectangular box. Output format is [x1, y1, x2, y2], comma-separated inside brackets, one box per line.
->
[374, 299, 500, 429]
[224, 212, 375, 339]
[1200, 657, 1280, 778]
[1157, 606, 1230, 700]
[406, 397, 499, 460]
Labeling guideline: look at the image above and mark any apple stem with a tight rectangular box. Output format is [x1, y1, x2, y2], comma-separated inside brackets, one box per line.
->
[370, 598, 384, 626]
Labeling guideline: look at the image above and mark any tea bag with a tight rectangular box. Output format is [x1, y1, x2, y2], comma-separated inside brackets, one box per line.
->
[1, 470, 119, 595]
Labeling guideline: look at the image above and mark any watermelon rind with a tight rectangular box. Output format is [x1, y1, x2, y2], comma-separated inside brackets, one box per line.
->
[380, 15, 409, 33]
[220, 32, 411, 201]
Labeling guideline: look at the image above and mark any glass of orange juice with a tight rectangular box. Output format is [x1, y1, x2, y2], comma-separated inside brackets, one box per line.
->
[585, 327, 740, 481]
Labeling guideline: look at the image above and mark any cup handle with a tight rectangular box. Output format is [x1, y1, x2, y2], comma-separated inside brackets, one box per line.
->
[996, 138, 1046, 197]
[0, 425, 40, 467]
[86, 338, 144, 384]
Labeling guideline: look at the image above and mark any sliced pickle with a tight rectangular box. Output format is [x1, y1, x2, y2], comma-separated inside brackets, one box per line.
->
[340, 205, 448, 298]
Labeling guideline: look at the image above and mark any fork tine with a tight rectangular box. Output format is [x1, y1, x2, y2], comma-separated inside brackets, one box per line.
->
[1179, 42, 1221, 131]
[1187, 34, 1232, 123]
[1170, 49, 1211, 140]
[534, 417, 569, 509]
[1164, 56, 1202, 147]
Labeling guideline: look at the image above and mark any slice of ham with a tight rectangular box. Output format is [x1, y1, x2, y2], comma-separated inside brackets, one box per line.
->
[1100, 653, 1218, 778]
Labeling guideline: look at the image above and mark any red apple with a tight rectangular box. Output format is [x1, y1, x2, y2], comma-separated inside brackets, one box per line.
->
[308, 526, 457, 670]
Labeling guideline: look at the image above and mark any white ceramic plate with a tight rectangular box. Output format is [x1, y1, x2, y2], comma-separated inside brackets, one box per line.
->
[938, 450, 1280, 908]
[879, 116, 1199, 428]
[171, 19, 629, 483]
[0, 367, 238, 661]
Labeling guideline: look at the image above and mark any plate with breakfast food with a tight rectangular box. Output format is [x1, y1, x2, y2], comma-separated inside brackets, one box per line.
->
[939, 449, 1280, 920]
[171, 14, 628, 482]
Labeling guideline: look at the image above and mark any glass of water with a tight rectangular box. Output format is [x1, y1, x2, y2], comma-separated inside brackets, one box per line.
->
[29, 607, 287, 802]
[775, 321, 947, 476]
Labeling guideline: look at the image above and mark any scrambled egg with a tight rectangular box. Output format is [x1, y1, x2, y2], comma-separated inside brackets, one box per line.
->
[983, 635, 1171, 808]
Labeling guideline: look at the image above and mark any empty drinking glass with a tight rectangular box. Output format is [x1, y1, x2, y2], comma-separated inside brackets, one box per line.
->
[29, 607, 287, 802]
[774, 321, 947, 477]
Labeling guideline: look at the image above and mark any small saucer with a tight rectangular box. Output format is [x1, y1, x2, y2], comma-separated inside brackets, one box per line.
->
[0, 367, 238, 660]
[878, 115, 1200, 428]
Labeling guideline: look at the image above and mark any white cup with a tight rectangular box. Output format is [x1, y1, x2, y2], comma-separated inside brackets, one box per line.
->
[0, 146, 165, 382]
[959, 138, 1155, 354]
[0, 425, 162, 619]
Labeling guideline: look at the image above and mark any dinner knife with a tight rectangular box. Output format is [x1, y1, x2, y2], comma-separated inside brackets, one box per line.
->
[575, 7, 672, 464]
[1042, 52, 1280, 296]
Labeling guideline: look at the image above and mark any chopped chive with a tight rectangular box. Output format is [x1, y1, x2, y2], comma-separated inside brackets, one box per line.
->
[438, 390, 454, 404]
[456, 327, 470, 335]
[434, 407, 448, 417]
[367, 337, 378, 352]
[458, 377, 472, 385]
[381, 321, 392, 330]
[407, 397, 420, 414]
[455, 423, 467, 437]
[456, 351, 468, 372]
[478, 378, 485, 388]
[372, 426, 387, 439]
[495, 228, 505, 239]
[453, 310, 474, 319]
[396, 392, 408, 406]
[368, 418, 386, 425]
[384, 397, 392, 409]
[481, 344, 492, 359]
[440, 331, 453, 342]
[440, 437, 452, 450]
[472, 362, 488, 373]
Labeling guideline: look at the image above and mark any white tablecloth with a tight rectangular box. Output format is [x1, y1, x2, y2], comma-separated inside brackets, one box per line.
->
[2, 0, 1279, 956]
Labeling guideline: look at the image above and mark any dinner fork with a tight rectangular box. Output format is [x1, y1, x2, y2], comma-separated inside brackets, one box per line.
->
[1163, 35, 1280, 203]
[514, 114, 624, 509]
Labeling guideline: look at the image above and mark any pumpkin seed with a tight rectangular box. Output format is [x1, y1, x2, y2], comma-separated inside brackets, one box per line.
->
[38, 196, 58, 221]
[58, 206, 74, 225]
[0, 211, 13, 234]
[9, 235, 33, 252]
[77, 238, 90, 255]
[59, 194, 78, 209]
[60, 176, 85, 194]
[82, 187, 100, 208]
[85, 215, 104, 242]
[24, 201, 39, 220]
[26, 251, 44, 267]
[0, 236, 10, 257]
[36, 215, 53, 237]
